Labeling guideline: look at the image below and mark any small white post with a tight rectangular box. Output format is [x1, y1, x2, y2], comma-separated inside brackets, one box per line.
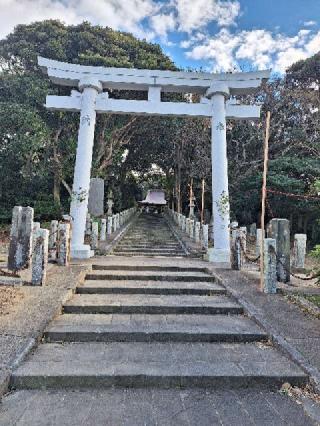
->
[256, 228, 264, 256]
[107, 217, 112, 235]
[100, 219, 107, 241]
[263, 238, 277, 294]
[49, 220, 59, 260]
[91, 222, 99, 250]
[195, 222, 201, 243]
[293, 234, 307, 269]
[57, 223, 71, 266]
[202, 224, 209, 249]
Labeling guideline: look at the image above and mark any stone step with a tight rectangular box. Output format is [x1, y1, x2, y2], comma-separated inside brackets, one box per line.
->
[63, 294, 243, 315]
[77, 280, 226, 295]
[112, 252, 187, 257]
[114, 247, 183, 253]
[11, 342, 307, 389]
[92, 265, 207, 272]
[44, 314, 268, 343]
[85, 271, 214, 282]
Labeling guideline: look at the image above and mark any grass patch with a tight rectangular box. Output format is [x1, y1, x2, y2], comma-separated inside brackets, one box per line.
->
[304, 295, 320, 308]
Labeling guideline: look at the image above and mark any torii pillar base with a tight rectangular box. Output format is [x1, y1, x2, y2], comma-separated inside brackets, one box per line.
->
[205, 248, 231, 268]
[71, 244, 94, 260]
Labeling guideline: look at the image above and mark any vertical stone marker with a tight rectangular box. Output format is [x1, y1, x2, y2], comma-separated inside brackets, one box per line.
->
[107, 217, 112, 235]
[8, 206, 34, 271]
[32, 229, 49, 286]
[49, 220, 59, 260]
[292, 234, 307, 269]
[195, 222, 201, 243]
[230, 229, 242, 270]
[239, 226, 247, 253]
[57, 223, 71, 266]
[263, 238, 277, 294]
[100, 219, 107, 241]
[88, 178, 104, 217]
[202, 224, 209, 249]
[91, 222, 99, 250]
[267, 218, 290, 283]
[249, 223, 257, 237]
[256, 229, 264, 256]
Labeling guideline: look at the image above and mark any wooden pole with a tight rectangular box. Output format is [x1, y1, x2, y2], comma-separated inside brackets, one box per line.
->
[201, 178, 205, 224]
[260, 111, 271, 291]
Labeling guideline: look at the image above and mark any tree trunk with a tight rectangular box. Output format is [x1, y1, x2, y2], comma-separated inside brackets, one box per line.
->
[53, 171, 61, 205]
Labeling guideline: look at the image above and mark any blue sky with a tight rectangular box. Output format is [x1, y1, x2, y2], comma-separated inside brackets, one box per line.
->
[1, 0, 319, 72]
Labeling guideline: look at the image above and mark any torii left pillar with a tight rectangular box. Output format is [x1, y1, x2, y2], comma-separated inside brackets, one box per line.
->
[70, 77, 102, 259]
[206, 82, 231, 265]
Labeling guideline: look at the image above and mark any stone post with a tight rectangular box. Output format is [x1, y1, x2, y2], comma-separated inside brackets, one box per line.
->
[182, 216, 186, 232]
[267, 218, 290, 283]
[8, 206, 34, 271]
[186, 218, 191, 236]
[230, 229, 242, 270]
[91, 222, 99, 250]
[69, 78, 102, 259]
[256, 228, 264, 256]
[195, 222, 201, 243]
[85, 213, 92, 236]
[31, 229, 49, 286]
[292, 234, 307, 269]
[100, 219, 107, 241]
[202, 224, 209, 249]
[189, 195, 195, 219]
[239, 226, 247, 253]
[189, 219, 195, 239]
[107, 217, 113, 235]
[112, 215, 117, 233]
[116, 213, 120, 230]
[207, 82, 230, 264]
[49, 220, 58, 260]
[88, 178, 104, 217]
[107, 190, 114, 216]
[249, 223, 257, 237]
[263, 238, 277, 294]
[57, 223, 71, 266]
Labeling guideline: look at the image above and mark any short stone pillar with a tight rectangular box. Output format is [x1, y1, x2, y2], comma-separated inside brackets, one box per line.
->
[8, 206, 34, 271]
[116, 213, 120, 230]
[186, 218, 191, 236]
[256, 228, 264, 256]
[292, 234, 307, 269]
[57, 223, 71, 266]
[267, 218, 290, 283]
[195, 222, 201, 243]
[107, 190, 114, 216]
[249, 223, 257, 237]
[189, 220, 194, 239]
[239, 226, 247, 253]
[112, 215, 117, 233]
[230, 229, 242, 270]
[263, 238, 277, 294]
[107, 217, 113, 235]
[181, 216, 186, 232]
[202, 224, 209, 249]
[31, 228, 49, 286]
[49, 220, 59, 260]
[100, 219, 107, 241]
[91, 222, 99, 250]
[88, 178, 104, 217]
[230, 221, 238, 229]
[85, 213, 92, 236]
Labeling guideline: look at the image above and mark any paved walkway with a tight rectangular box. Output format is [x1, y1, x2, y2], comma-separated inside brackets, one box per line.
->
[1, 213, 319, 425]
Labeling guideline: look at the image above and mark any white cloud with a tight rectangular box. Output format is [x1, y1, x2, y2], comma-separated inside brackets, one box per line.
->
[0, 0, 158, 40]
[187, 28, 320, 73]
[150, 13, 176, 37]
[174, 0, 240, 33]
[304, 20, 316, 27]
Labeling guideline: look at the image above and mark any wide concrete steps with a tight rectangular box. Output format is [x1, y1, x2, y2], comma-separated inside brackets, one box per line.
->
[77, 280, 226, 295]
[63, 294, 243, 315]
[86, 270, 215, 282]
[44, 314, 268, 343]
[11, 342, 307, 389]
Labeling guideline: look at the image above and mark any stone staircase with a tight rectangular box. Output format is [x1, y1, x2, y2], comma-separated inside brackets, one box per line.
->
[10, 215, 308, 391]
[112, 213, 186, 257]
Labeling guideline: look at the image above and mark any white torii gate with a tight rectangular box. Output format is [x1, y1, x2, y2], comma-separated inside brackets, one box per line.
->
[38, 56, 270, 264]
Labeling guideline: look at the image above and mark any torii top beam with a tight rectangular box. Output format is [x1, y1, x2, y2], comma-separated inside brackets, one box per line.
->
[38, 57, 270, 96]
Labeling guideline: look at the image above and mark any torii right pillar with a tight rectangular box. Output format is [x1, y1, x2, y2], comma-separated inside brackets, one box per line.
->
[207, 82, 231, 266]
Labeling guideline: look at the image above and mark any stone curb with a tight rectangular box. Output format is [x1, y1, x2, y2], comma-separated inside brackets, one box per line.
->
[278, 291, 320, 319]
[164, 216, 190, 256]
[99, 213, 139, 255]
[205, 268, 320, 395]
[0, 266, 90, 399]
